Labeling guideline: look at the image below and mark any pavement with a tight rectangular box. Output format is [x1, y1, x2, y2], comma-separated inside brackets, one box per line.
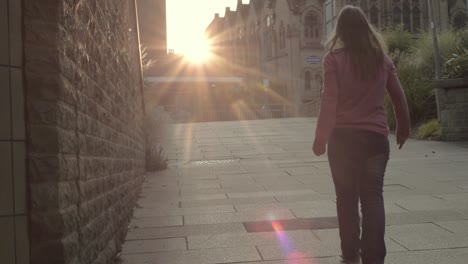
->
[119, 118, 468, 264]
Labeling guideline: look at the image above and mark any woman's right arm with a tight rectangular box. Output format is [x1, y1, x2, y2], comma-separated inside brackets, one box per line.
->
[386, 59, 411, 148]
[314, 53, 339, 147]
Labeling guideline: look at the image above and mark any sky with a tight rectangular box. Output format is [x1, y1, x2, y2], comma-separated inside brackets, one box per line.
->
[166, 0, 249, 55]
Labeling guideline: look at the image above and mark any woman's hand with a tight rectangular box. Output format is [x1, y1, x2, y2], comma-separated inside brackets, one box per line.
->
[313, 140, 326, 156]
[396, 128, 409, 149]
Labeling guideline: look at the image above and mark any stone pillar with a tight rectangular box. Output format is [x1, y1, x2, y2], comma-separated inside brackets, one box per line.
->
[436, 78, 468, 141]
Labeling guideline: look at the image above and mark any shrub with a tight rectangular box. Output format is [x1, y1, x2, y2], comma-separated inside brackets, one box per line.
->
[416, 119, 441, 140]
[144, 106, 170, 171]
[444, 46, 468, 78]
[383, 25, 415, 55]
[383, 30, 467, 132]
[410, 31, 460, 78]
[385, 50, 436, 130]
[140, 45, 169, 171]
[443, 30, 468, 78]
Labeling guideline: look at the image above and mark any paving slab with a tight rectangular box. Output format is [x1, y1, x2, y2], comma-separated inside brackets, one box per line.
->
[121, 246, 261, 264]
[121, 118, 468, 263]
[234, 201, 336, 213]
[184, 209, 296, 225]
[386, 223, 468, 250]
[125, 223, 247, 240]
[187, 230, 319, 250]
[434, 220, 468, 235]
[122, 238, 187, 254]
[133, 205, 235, 218]
[385, 209, 468, 226]
[385, 248, 468, 264]
[129, 216, 183, 228]
[313, 228, 407, 254]
[256, 240, 336, 260]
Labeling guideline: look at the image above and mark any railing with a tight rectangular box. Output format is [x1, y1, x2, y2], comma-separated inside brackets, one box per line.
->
[162, 105, 292, 123]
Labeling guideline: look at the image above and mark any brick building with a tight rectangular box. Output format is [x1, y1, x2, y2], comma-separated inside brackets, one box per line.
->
[0, 0, 164, 263]
[206, 0, 468, 116]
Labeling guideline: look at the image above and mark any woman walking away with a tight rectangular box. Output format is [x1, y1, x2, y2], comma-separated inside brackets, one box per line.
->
[312, 5, 410, 264]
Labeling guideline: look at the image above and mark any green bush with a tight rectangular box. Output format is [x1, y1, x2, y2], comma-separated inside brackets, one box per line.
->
[444, 46, 468, 78]
[416, 119, 441, 140]
[411, 31, 460, 78]
[383, 30, 468, 132]
[383, 25, 415, 55]
[443, 30, 468, 78]
[385, 50, 436, 130]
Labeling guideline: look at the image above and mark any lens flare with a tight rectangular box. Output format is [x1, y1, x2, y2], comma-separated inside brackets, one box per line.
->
[271, 221, 314, 264]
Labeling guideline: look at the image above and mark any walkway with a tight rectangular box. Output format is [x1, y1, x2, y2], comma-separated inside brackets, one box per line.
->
[120, 118, 468, 264]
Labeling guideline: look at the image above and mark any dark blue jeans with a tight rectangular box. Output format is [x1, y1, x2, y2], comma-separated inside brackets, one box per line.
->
[328, 128, 389, 264]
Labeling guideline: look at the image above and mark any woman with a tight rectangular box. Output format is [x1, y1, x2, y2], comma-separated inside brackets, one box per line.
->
[313, 5, 410, 264]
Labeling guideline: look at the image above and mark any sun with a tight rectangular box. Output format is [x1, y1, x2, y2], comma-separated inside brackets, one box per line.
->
[181, 36, 213, 63]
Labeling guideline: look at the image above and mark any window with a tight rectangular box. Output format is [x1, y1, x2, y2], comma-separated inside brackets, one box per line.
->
[391, 0, 422, 33]
[412, 6, 421, 32]
[453, 12, 468, 30]
[249, 25, 256, 65]
[360, 0, 368, 13]
[393, 6, 402, 25]
[304, 71, 311, 91]
[350, 0, 379, 26]
[279, 21, 286, 50]
[403, 0, 411, 32]
[370, 5, 379, 25]
[264, 30, 272, 58]
[272, 29, 278, 57]
[304, 12, 320, 40]
[315, 74, 323, 96]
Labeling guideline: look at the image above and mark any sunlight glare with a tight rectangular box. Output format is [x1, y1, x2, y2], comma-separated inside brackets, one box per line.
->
[181, 36, 212, 63]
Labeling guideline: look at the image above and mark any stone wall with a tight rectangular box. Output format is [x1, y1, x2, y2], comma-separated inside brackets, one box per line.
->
[24, 1, 146, 263]
[437, 78, 468, 141]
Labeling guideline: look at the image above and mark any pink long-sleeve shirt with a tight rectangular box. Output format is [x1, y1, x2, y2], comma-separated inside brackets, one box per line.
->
[315, 48, 410, 145]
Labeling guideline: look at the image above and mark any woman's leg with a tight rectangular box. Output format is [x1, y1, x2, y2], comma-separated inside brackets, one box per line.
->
[359, 137, 389, 264]
[328, 131, 362, 261]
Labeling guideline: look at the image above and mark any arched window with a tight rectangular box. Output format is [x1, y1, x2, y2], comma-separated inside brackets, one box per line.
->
[304, 12, 320, 40]
[453, 12, 468, 30]
[360, 0, 368, 13]
[370, 5, 379, 25]
[263, 30, 269, 58]
[279, 22, 286, 50]
[304, 71, 311, 91]
[412, 6, 421, 32]
[315, 74, 323, 96]
[391, 0, 422, 33]
[393, 6, 402, 25]
[272, 29, 277, 57]
[402, 0, 411, 32]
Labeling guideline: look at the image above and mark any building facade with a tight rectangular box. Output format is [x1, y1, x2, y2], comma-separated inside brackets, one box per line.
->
[1, 1, 148, 264]
[206, 0, 467, 116]
[137, 0, 168, 61]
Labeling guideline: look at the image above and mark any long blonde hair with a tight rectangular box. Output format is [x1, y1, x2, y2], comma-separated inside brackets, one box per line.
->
[326, 5, 387, 80]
